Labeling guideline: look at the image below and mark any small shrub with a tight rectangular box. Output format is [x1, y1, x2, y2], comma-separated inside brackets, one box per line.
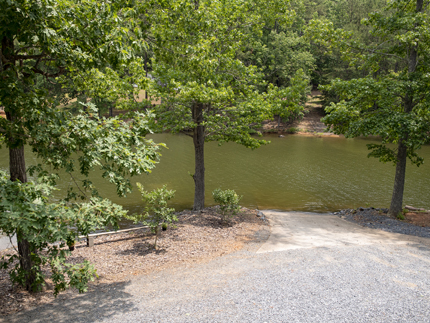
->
[398, 208, 408, 220]
[212, 188, 242, 223]
[287, 127, 299, 134]
[130, 183, 176, 248]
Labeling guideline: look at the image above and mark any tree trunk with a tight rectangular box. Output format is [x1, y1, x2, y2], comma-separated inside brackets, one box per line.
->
[388, 0, 422, 217]
[192, 103, 205, 211]
[388, 139, 408, 217]
[3, 31, 39, 292]
[6, 115, 38, 291]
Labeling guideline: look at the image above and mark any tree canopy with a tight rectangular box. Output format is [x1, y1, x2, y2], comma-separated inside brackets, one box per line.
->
[148, 0, 310, 209]
[308, 0, 430, 216]
[0, 0, 161, 293]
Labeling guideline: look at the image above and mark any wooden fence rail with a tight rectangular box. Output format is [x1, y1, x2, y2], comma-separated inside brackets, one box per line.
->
[79, 225, 149, 247]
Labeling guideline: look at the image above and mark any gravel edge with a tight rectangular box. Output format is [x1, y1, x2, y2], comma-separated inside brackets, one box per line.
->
[334, 207, 430, 239]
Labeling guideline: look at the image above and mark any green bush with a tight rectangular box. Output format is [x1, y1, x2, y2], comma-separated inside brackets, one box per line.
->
[0, 171, 127, 295]
[212, 188, 242, 223]
[130, 183, 177, 248]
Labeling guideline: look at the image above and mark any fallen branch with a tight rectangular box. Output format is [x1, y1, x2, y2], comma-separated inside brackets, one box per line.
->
[405, 205, 426, 212]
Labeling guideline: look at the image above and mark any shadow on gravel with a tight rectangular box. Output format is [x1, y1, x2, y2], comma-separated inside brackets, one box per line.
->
[5, 281, 138, 323]
[116, 241, 167, 256]
[180, 211, 262, 230]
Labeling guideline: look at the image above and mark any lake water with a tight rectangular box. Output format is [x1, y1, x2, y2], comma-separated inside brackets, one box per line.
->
[1, 134, 429, 215]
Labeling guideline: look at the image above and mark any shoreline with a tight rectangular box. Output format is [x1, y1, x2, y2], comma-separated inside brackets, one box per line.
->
[334, 207, 430, 239]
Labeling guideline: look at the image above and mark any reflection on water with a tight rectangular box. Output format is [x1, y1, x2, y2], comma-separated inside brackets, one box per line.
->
[1, 134, 429, 216]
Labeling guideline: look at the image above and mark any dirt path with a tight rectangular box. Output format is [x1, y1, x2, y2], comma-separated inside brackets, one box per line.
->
[262, 90, 333, 135]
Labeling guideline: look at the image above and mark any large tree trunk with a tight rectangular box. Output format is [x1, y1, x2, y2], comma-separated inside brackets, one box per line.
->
[388, 139, 408, 217]
[3, 34, 39, 291]
[6, 116, 39, 292]
[388, 0, 422, 217]
[192, 103, 205, 211]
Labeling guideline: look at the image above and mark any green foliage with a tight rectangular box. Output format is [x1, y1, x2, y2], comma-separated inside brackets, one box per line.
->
[297, 0, 386, 87]
[0, 0, 162, 294]
[307, 0, 430, 164]
[287, 127, 299, 134]
[29, 104, 163, 199]
[0, 170, 131, 294]
[149, 0, 307, 148]
[239, 28, 315, 91]
[269, 69, 310, 123]
[212, 188, 242, 223]
[0, 105, 160, 292]
[130, 184, 177, 248]
[307, 0, 430, 215]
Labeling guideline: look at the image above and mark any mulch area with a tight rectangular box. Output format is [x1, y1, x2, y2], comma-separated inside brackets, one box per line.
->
[0, 207, 267, 317]
[403, 211, 430, 227]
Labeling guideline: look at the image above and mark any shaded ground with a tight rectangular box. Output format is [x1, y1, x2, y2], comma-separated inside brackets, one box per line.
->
[0, 207, 266, 317]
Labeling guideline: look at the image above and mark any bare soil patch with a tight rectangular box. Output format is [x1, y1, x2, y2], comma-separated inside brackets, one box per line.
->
[261, 90, 335, 136]
[404, 211, 430, 227]
[0, 207, 266, 317]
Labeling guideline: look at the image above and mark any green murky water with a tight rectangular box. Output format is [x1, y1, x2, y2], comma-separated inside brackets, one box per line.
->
[1, 134, 429, 215]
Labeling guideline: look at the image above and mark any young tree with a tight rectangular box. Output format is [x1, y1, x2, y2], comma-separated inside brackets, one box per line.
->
[0, 0, 160, 292]
[308, 0, 430, 216]
[131, 183, 176, 249]
[148, 0, 309, 210]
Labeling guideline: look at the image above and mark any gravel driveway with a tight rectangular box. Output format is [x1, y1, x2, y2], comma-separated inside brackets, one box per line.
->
[4, 211, 430, 323]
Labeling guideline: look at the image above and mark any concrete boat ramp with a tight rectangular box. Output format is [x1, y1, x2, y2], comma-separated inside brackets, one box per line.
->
[257, 210, 427, 253]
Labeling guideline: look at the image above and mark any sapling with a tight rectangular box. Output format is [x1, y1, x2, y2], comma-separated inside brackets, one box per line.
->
[212, 189, 242, 223]
[134, 183, 176, 248]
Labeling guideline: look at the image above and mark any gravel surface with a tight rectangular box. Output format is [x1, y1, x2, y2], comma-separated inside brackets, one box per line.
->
[5, 238, 430, 323]
[0, 207, 264, 316]
[3, 210, 430, 323]
[334, 208, 430, 239]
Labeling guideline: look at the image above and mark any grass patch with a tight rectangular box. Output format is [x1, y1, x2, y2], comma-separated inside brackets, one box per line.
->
[287, 127, 299, 134]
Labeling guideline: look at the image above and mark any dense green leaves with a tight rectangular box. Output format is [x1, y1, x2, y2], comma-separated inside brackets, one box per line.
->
[28, 105, 163, 198]
[307, 0, 430, 215]
[212, 188, 242, 223]
[0, 170, 131, 294]
[0, 0, 162, 294]
[309, 0, 430, 161]
[149, 0, 307, 147]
